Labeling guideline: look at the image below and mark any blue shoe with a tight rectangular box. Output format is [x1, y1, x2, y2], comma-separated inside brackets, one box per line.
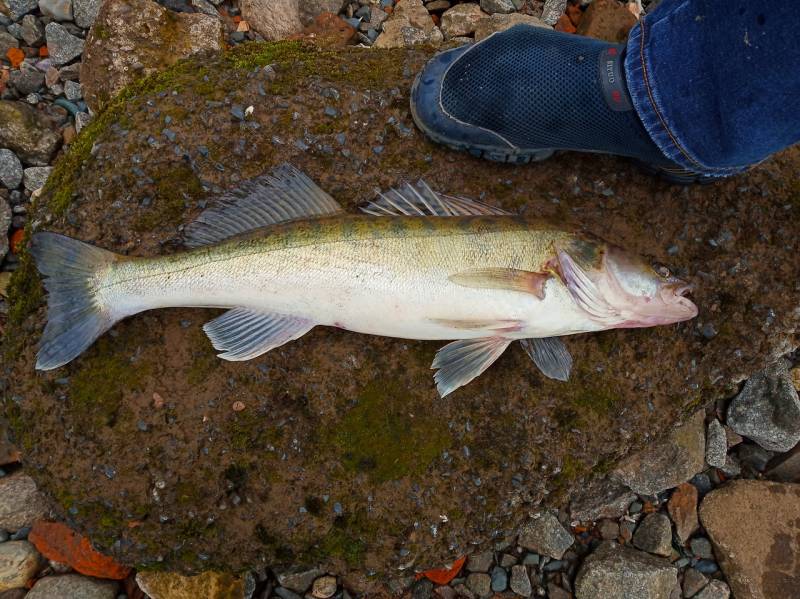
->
[411, 25, 710, 183]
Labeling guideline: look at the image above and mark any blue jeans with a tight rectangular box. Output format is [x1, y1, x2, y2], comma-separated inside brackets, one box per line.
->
[624, 0, 800, 176]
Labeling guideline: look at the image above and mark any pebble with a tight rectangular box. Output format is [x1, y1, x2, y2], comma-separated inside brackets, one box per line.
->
[275, 567, 323, 593]
[632, 513, 672, 557]
[44, 22, 84, 66]
[22, 166, 52, 192]
[466, 572, 491, 597]
[9, 69, 45, 95]
[38, 0, 73, 21]
[597, 519, 619, 541]
[0, 541, 40, 592]
[0, 150, 23, 190]
[489, 566, 507, 592]
[694, 579, 730, 599]
[689, 537, 713, 560]
[705, 419, 727, 468]
[26, 574, 117, 598]
[509, 564, 531, 597]
[518, 512, 573, 560]
[466, 551, 492, 573]
[310, 575, 337, 599]
[0, 474, 48, 532]
[0, 32, 18, 56]
[4, 0, 38, 20]
[63, 79, 82, 101]
[20, 15, 44, 45]
[73, 0, 101, 27]
[667, 483, 698, 544]
[682, 567, 707, 597]
[479, 0, 522, 14]
[693, 560, 718, 575]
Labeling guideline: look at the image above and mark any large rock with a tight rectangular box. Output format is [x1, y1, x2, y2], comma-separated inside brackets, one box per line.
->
[25, 574, 117, 599]
[6, 41, 800, 593]
[0, 474, 49, 532]
[240, 0, 343, 41]
[575, 542, 677, 599]
[699, 480, 800, 599]
[726, 360, 800, 452]
[0, 541, 41, 592]
[612, 410, 706, 495]
[135, 570, 253, 599]
[80, 0, 224, 111]
[0, 101, 62, 166]
[373, 0, 442, 48]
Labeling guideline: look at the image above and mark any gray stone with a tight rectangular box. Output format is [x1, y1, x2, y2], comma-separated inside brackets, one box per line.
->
[736, 443, 773, 472]
[473, 12, 548, 40]
[63, 80, 81, 101]
[22, 166, 51, 191]
[9, 68, 44, 95]
[72, 0, 101, 28]
[440, 3, 485, 38]
[275, 567, 323, 593]
[632, 513, 673, 557]
[682, 567, 707, 597]
[694, 580, 730, 599]
[466, 572, 491, 598]
[689, 537, 713, 560]
[0, 541, 40, 592]
[0, 150, 23, 189]
[75, 111, 91, 133]
[766, 443, 800, 482]
[38, 0, 72, 21]
[509, 564, 531, 597]
[489, 566, 507, 592]
[0, 31, 19, 56]
[0, 474, 48, 532]
[311, 575, 336, 599]
[575, 542, 678, 599]
[20, 15, 44, 46]
[411, 578, 433, 599]
[45, 22, 84, 66]
[540, 0, 567, 25]
[727, 359, 800, 452]
[517, 511, 573, 560]
[569, 477, 636, 522]
[612, 411, 706, 495]
[466, 550, 493, 573]
[479, 0, 522, 14]
[189, 0, 217, 17]
[705, 419, 727, 468]
[2, 0, 37, 20]
[26, 574, 117, 599]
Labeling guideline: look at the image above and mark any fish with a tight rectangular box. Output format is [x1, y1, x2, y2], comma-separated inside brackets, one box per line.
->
[29, 164, 698, 397]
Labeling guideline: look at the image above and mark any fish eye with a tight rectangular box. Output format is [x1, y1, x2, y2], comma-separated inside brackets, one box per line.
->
[652, 263, 671, 278]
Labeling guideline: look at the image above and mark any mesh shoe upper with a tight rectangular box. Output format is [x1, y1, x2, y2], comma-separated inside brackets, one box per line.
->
[440, 25, 671, 165]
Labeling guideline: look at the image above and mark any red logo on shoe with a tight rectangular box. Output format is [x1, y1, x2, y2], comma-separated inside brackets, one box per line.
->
[611, 90, 622, 103]
[608, 47, 618, 56]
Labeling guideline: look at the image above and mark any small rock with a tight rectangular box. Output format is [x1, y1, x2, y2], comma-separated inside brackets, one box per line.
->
[0, 474, 49, 532]
[45, 22, 84, 66]
[736, 443, 773, 472]
[612, 411, 706, 496]
[705, 419, 727, 468]
[489, 566, 507, 592]
[9, 68, 45, 96]
[699, 480, 800, 599]
[374, 0, 439, 48]
[765, 443, 800, 482]
[20, 15, 44, 46]
[466, 551, 493, 573]
[547, 584, 570, 599]
[597, 519, 619, 541]
[466, 572, 491, 598]
[311, 575, 336, 599]
[576, 0, 637, 43]
[682, 567, 707, 598]
[411, 578, 432, 599]
[0, 32, 18, 57]
[0, 541, 40, 592]
[2, 0, 38, 20]
[38, 0, 73, 21]
[63, 80, 81, 101]
[474, 12, 548, 40]
[440, 3, 485, 38]
[540, 0, 567, 25]
[517, 511, 573, 560]
[569, 478, 636, 522]
[689, 537, 713, 560]
[575, 542, 678, 599]
[667, 482, 698, 544]
[72, 0, 101, 28]
[694, 580, 730, 599]
[632, 513, 672, 557]
[135, 570, 251, 599]
[22, 166, 51, 192]
[509, 564, 531, 597]
[0, 150, 23, 190]
[479, 0, 522, 15]
[26, 574, 117, 599]
[275, 566, 323, 593]
[726, 360, 800, 452]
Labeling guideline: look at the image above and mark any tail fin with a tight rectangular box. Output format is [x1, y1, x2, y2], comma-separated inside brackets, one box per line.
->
[29, 232, 119, 370]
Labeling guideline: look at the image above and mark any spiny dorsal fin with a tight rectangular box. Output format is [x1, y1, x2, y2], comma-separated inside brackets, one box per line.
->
[360, 180, 511, 217]
[184, 164, 343, 247]
[203, 308, 315, 361]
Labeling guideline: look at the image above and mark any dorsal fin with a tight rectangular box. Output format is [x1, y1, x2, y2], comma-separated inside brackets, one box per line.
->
[184, 164, 343, 247]
[360, 180, 511, 217]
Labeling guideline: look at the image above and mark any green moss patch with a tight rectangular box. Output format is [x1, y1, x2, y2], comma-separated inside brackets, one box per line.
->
[134, 163, 203, 231]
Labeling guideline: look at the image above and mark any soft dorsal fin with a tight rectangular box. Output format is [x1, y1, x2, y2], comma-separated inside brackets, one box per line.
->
[184, 164, 343, 247]
[360, 180, 511, 217]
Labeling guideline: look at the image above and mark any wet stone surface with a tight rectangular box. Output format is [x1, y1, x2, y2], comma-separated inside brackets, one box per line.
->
[4, 41, 800, 591]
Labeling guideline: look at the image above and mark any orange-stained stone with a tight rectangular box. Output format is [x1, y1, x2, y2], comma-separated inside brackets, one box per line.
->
[554, 14, 577, 33]
[29, 521, 132, 580]
[566, 3, 582, 27]
[667, 482, 699, 543]
[9, 229, 25, 254]
[39, 46, 49, 58]
[416, 555, 466, 585]
[6, 47, 24, 68]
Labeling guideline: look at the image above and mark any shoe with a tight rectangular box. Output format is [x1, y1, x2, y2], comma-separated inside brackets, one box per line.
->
[410, 24, 711, 184]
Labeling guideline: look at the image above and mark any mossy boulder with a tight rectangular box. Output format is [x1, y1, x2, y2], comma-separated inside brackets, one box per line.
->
[3, 41, 800, 591]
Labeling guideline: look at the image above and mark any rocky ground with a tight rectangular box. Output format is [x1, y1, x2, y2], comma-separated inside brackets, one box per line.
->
[0, 0, 799, 598]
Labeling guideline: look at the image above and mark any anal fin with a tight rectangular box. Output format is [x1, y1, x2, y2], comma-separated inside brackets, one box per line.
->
[431, 337, 512, 397]
[519, 337, 573, 382]
[203, 308, 314, 361]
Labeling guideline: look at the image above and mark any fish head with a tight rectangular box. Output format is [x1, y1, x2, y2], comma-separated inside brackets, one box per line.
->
[555, 238, 698, 329]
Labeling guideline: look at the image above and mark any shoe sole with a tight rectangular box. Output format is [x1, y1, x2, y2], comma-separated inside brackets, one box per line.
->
[410, 71, 714, 185]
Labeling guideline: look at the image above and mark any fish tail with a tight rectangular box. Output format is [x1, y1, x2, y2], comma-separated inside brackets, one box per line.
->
[29, 232, 121, 370]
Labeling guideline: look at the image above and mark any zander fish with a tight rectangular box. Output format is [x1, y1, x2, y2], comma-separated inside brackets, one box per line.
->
[30, 164, 698, 396]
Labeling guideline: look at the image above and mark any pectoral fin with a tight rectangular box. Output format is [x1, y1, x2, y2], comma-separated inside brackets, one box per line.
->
[449, 268, 549, 299]
[556, 243, 618, 322]
[203, 308, 315, 361]
[519, 337, 573, 382]
[431, 337, 512, 397]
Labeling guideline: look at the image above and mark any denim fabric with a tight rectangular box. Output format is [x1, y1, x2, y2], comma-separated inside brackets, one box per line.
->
[624, 0, 800, 176]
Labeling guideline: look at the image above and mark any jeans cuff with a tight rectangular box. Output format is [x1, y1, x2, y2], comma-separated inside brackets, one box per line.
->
[624, 18, 746, 178]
